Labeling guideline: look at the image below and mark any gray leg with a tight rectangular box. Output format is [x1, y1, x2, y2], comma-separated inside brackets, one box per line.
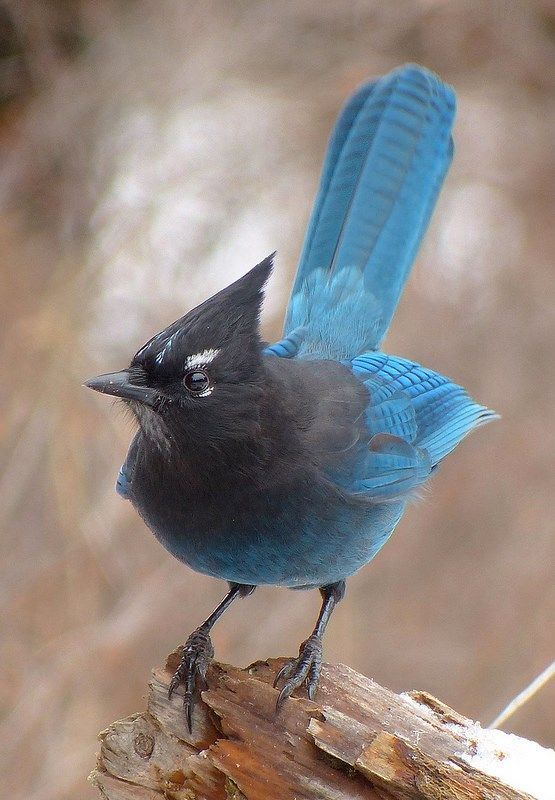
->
[273, 580, 345, 709]
[169, 582, 255, 731]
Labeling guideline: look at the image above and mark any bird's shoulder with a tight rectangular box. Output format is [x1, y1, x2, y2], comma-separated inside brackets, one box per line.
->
[262, 353, 368, 434]
[262, 350, 435, 501]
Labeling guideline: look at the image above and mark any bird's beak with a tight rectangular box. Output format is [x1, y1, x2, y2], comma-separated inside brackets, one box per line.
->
[84, 370, 159, 407]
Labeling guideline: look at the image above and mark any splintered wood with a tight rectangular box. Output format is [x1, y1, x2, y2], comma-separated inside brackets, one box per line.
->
[90, 651, 553, 800]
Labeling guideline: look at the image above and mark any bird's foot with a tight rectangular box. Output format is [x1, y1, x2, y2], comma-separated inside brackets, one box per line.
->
[273, 633, 322, 709]
[168, 624, 214, 732]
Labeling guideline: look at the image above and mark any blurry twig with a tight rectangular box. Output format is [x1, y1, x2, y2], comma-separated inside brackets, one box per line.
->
[489, 660, 555, 729]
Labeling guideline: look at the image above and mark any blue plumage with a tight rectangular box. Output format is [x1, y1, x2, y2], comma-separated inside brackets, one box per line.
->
[86, 64, 496, 723]
[285, 64, 455, 357]
[350, 353, 495, 465]
[269, 63, 493, 510]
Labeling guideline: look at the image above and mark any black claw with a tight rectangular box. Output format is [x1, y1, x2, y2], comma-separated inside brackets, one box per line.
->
[168, 672, 180, 700]
[274, 634, 323, 710]
[184, 696, 193, 733]
[168, 625, 214, 732]
[306, 654, 321, 700]
[276, 683, 292, 710]
[273, 660, 294, 689]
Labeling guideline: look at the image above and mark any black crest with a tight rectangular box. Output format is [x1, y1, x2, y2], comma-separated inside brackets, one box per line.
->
[132, 253, 274, 375]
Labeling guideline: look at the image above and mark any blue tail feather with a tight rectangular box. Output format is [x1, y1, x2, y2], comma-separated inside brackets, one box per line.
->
[292, 79, 379, 287]
[283, 64, 456, 359]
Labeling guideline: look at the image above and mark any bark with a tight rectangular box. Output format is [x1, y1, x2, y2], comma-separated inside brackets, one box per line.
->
[89, 650, 551, 800]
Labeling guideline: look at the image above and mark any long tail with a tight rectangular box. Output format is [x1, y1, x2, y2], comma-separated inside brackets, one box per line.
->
[283, 64, 455, 360]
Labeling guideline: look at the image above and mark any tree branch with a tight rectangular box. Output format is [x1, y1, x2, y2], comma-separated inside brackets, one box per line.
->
[89, 650, 554, 799]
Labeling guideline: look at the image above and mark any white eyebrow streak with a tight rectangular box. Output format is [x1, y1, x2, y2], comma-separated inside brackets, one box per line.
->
[186, 348, 220, 369]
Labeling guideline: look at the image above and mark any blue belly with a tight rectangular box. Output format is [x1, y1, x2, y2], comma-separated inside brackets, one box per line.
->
[144, 498, 406, 588]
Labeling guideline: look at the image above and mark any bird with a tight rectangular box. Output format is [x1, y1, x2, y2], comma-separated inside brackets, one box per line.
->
[85, 64, 496, 731]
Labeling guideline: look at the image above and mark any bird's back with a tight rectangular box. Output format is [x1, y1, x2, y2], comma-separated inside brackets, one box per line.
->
[265, 64, 494, 484]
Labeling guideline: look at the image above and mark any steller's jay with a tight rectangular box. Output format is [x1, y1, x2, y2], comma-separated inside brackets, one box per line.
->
[86, 64, 496, 729]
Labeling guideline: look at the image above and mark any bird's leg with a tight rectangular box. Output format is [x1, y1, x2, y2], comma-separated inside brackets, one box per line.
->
[274, 580, 345, 709]
[168, 582, 255, 730]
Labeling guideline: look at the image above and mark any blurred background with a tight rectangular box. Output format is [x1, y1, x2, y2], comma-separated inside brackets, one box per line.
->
[1, 1, 554, 797]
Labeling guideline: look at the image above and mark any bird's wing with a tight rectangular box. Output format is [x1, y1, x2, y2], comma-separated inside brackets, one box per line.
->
[280, 64, 455, 360]
[352, 353, 497, 467]
[352, 432, 432, 501]
[116, 432, 141, 500]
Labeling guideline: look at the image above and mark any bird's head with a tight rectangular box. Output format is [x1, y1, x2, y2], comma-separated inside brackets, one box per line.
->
[85, 254, 274, 446]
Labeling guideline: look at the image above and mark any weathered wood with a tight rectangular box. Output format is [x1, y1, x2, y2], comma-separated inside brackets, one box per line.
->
[89, 650, 554, 800]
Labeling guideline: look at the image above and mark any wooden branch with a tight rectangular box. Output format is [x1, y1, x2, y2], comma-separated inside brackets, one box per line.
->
[90, 650, 554, 800]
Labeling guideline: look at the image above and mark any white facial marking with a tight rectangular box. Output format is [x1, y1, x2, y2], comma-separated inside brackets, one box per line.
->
[185, 348, 220, 369]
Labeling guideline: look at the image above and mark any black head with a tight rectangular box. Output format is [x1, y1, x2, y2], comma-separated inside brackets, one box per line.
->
[85, 254, 274, 442]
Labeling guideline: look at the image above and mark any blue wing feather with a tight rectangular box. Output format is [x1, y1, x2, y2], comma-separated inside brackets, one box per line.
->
[116, 432, 141, 500]
[364, 390, 417, 443]
[263, 328, 304, 358]
[351, 353, 497, 467]
[353, 433, 432, 501]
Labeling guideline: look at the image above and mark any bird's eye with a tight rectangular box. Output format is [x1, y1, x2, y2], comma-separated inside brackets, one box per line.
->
[183, 369, 210, 395]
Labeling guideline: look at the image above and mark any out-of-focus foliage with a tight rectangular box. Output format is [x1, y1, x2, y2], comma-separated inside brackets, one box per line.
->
[0, 2, 553, 798]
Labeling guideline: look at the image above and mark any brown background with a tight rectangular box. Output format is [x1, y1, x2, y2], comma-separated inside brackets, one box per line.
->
[0, 2, 554, 798]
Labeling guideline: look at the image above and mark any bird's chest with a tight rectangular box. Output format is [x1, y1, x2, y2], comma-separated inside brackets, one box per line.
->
[131, 439, 292, 560]
[128, 438, 338, 585]
[131, 443, 253, 531]
[128, 440, 403, 588]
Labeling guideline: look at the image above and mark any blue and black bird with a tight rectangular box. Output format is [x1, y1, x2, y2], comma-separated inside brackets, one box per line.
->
[86, 64, 496, 728]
